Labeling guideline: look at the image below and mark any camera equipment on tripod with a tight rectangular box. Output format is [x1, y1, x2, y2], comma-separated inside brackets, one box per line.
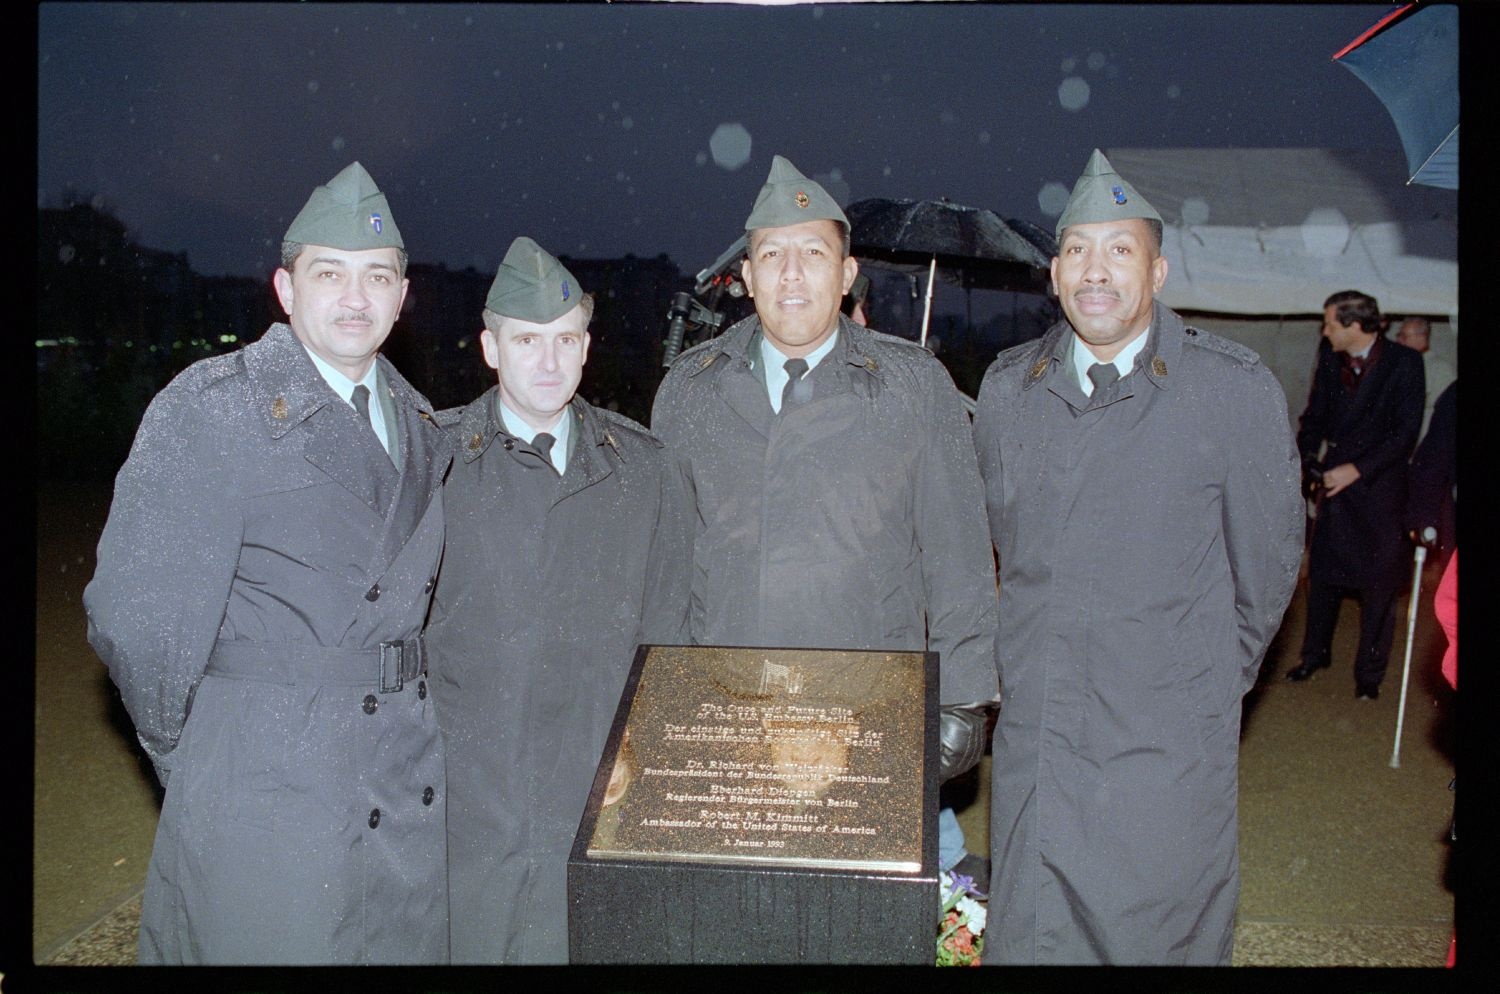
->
[661, 234, 749, 367]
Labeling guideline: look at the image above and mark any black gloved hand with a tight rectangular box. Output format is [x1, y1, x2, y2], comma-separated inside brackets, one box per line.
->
[939, 700, 996, 782]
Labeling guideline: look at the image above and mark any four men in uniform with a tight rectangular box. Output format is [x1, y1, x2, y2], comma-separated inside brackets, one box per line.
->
[87, 152, 1354, 965]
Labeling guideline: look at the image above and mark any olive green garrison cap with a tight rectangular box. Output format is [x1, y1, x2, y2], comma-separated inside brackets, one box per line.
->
[485, 236, 583, 324]
[284, 161, 404, 250]
[744, 154, 849, 233]
[1055, 148, 1162, 238]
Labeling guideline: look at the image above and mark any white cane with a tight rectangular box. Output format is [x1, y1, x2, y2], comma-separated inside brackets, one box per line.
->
[1389, 530, 1434, 769]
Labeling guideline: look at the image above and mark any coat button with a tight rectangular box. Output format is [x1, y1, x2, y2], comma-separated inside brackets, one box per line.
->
[362, 694, 378, 715]
[423, 786, 435, 806]
[503, 438, 515, 451]
[369, 808, 381, 829]
[424, 577, 435, 593]
[365, 584, 380, 602]
[417, 680, 427, 700]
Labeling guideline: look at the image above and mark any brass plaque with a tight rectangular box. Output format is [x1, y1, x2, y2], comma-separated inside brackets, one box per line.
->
[585, 645, 928, 873]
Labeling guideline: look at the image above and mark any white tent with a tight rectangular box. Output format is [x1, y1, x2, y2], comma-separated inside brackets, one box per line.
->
[1104, 148, 1457, 318]
[1102, 148, 1457, 427]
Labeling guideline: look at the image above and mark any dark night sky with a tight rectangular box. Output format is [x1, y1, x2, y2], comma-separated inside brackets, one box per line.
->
[39, 2, 1413, 282]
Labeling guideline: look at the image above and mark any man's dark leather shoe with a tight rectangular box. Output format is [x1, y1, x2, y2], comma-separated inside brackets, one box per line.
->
[1356, 685, 1380, 701]
[1285, 660, 1330, 682]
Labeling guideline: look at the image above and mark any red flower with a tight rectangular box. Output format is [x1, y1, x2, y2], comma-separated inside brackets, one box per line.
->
[954, 927, 974, 956]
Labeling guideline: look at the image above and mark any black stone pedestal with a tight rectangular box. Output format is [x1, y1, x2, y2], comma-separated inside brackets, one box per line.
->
[567, 855, 937, 964]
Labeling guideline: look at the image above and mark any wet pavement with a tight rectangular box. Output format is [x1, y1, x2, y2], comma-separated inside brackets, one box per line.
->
[31, 480, 1455, 967]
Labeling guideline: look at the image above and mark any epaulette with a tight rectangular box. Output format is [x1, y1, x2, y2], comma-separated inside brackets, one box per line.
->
[669, 335, 724, 374]
[594, 406, 665, 449]
[1181, 327, 1262, 367]
[860, 327, 932, 357]
[993, 338, 1043, 372]
[176, 350, 247, 395]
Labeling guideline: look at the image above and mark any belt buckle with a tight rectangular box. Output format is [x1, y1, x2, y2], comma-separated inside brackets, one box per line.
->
[378, 641, 405, 693]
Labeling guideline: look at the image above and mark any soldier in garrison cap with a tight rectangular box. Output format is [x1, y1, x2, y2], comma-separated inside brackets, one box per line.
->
[425, 236, 690, 963]
[650, 154, 1001, 939]
[972, 149, 1304, 965]
[85, 162, 452, 963]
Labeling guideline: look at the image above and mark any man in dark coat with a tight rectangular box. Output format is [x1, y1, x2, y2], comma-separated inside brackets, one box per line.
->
[650, 156, 1001, 830]
[972, 150, 1304, 964]
[425, 237, 690, 963]
[1287, 290, 1425, 699]
[84, 163, 451, 963]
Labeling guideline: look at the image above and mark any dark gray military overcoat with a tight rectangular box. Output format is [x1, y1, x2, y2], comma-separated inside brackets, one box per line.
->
[972, 302, 1303, 964]
[84, 324, 451, 964]
[650, 313, 999, 705]
[425, 391, 690, 964]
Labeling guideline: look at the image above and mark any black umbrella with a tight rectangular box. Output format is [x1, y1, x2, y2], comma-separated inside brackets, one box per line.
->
[846, 198, 1054, 346]
[1334, 3, 1457, 189]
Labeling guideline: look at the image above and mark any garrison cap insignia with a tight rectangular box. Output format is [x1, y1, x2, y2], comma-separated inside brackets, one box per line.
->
[561, 280, 571, 302]
[1111, 185, 1127, 205]
[1029, 358, 1049, 381]
[1152, 356, 1168, 377]
[795, 191, 810, 209]
[271, 396, 288, 420]
[369, 212, 383, 234]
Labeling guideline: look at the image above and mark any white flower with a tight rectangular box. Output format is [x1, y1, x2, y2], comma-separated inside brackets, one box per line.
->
[939, 871, 960, 906]
[957, 896, 987, 935]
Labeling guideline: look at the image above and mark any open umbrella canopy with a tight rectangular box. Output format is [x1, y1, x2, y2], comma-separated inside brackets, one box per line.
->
[847, 197, 1054, 293]
[1334, 3, 1458, 189]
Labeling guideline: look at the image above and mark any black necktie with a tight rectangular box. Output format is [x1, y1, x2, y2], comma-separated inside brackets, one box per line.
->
[782, 357, 810, 412]
[351, 384, 372, 422]
[352, 382, 396, 465]
[532, 432, 557, 471]
[1087, 362, 1119, 394]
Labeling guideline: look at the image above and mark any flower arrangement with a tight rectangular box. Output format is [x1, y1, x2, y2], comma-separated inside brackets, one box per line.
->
[937, 869, 987, 966]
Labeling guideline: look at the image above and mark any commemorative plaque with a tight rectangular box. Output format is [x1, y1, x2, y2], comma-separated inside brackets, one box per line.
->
[567, 645, 939, 964]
